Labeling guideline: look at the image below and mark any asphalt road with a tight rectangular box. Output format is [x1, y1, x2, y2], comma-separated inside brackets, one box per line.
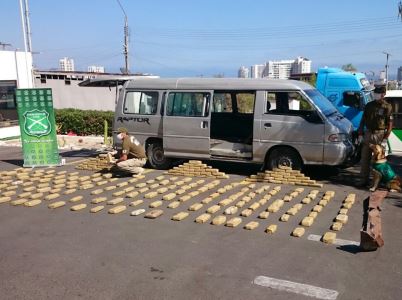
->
[0, 146, 401, 300]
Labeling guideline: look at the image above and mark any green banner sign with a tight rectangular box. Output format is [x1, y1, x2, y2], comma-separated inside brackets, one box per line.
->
[16, 88, 60, 167]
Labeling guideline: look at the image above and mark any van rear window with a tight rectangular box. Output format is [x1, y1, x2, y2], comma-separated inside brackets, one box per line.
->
[123, 91, 158, 115]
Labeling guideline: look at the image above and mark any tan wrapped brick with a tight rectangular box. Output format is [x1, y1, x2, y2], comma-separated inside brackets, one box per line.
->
[0, 196, 12, 203]
[70, 204, 87, 211]
[195, 213, 211, 223]
[48, 201, 66, 209]
[45, 193, 60, 201]
[259, 211, 270, 219]
[107, 198, 124, 205]
[167, 201, 180, 209]
[144, 191, 158, 199]
[225, 217, 242, 227]
[331, 222, 343, 231]
[322, 232, 336, 244]
[265, 224, 277, 234]
[244, 221, 259, 230]
[207, 205, 221, 214]
[188, 203, 203, 211]
[308, 211, 318, 219]
[280, 214, 290, 222]
[113, 190, 126, 197]
[240, 209, 253, 217]
[235, 200, 246, 208]
[108, 205, 127, 214]
[211, 215, 226, 225]
[201, 197, 213, 204]
[292, 227, 305, 237]
[130, 200, 144, 206]
[172, 212, 189, 221]
[335, 214, 348, 224]
[224, 206, 238, 215]
[91, 197, 107, 204]
[342, 202, 352, 209]
[127, 191, 139, 198]
[312, 205, 323, 213]
[24, 199, 42, 207]
[145, 209, 163, 219]
[301, 216, 314, 227]
[11, 199, 28, 206]
[150, 200, 163, 208]
[130, 209, 146, 216]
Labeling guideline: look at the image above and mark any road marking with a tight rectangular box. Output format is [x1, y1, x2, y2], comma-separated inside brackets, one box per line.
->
[308, 234, 360, 246]
[253, 276, 339, 300]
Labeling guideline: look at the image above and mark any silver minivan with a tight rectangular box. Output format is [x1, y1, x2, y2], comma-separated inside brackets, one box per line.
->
[84, 78, 354, 170]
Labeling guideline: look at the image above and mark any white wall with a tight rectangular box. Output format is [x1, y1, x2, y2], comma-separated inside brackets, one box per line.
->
[0, 50, 34, 88]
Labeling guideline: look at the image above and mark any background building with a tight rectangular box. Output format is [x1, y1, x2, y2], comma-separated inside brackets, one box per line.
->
[88, 65, 105, 73]
[250, 64, 265, 78]
[59, 57, 75, 72]
[34, 70, 158, 111]
[397, 66, 402, 82]
[0, 50, 34, 121]
[245, 57, 312, 80]
[238, 66, 249, 78]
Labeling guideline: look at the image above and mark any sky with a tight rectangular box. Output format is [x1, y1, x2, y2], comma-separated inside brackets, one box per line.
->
[1, 0, 402, 78]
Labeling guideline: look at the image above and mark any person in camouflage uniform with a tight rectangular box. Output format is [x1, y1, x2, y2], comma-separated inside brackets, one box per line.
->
[358, 85, 393, 186]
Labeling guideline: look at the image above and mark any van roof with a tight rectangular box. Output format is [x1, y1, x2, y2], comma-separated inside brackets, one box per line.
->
[125, 78, 313, 91]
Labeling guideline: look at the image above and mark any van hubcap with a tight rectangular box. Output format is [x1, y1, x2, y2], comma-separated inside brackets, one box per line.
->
[278, 157, 292, 167]
[153, 148, 165, 162]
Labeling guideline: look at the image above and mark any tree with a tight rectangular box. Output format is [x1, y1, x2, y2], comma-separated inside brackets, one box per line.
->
[341, 64, 358, 72]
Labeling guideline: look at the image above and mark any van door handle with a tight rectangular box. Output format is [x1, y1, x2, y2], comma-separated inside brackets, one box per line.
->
[264, 122, 272, 128]
[201, 121, 208, 129]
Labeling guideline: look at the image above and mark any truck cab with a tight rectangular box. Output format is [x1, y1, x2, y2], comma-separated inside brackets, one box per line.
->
[316, 67, 373, 130]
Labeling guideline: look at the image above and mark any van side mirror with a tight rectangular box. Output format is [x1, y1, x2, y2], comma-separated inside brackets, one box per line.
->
[343, 91, 362, 110]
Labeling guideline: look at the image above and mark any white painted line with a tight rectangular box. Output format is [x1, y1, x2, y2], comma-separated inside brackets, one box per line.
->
[308, 234, 360, 246]
[253, 276, 339, 300]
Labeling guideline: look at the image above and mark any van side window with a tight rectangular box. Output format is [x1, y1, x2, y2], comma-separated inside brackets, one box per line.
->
[123, 91, 158, 115]
[212, 93, 233, 113]
[265, 91, 314, 114]
[236, 92, 255, 114]
[166, 92, 209, 117]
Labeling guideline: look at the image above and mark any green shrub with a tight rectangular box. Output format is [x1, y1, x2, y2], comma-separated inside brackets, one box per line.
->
[55, 109, 114, 136]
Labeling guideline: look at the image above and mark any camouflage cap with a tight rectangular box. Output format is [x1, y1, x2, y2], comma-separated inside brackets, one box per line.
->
[117, 127, 128, 133]
[374, 85, 386, 94]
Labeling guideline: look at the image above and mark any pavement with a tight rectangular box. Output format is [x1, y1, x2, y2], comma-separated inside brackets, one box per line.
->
[0, 146, 402, 300]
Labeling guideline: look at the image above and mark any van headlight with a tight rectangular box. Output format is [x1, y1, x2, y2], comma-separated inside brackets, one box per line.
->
[328, 133, 348, 142]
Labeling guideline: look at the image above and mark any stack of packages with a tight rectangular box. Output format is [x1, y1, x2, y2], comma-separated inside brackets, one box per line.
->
[167, 160, 229, 179]
[246, 165, 323, 188]
[75, 154, 112, 171]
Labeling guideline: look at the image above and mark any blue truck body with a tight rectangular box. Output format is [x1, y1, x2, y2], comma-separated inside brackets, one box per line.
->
[316, 68, 373, 130]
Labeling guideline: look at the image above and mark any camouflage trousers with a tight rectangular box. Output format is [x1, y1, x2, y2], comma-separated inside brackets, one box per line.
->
[360, 130, 386, 182]
[117, 158, 147, 174]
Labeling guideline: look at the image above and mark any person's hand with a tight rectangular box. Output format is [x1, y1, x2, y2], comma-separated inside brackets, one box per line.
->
[107, 152, 117, 164]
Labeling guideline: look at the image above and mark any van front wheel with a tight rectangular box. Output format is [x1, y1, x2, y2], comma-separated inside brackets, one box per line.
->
[147, 143, 172, 170]
[267, 148, 302, 171]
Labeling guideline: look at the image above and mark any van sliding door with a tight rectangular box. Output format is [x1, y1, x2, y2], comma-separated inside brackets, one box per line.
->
[163, 91, 211, 158]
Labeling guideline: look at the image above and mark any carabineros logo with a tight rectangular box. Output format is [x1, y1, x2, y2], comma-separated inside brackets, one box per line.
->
[23, 109, 51, 137]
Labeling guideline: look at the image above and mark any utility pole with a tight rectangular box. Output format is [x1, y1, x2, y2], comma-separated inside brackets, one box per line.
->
[383, 51, 391, 90]
[24, 0, 33, 52]
[116, 0, 129, 74]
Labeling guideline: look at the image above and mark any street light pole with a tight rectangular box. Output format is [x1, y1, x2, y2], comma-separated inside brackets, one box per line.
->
[116, 0, 130, 74]
[383, 51, 391, 90]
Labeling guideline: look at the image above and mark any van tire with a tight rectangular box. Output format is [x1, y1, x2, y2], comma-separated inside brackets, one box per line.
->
[267, 147, 302, 171]
[147, 143, 171, 170]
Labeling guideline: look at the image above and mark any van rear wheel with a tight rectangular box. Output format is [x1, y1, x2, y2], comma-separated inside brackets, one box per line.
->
[267, 147, 302, 171]
[147, 143, 172, 170]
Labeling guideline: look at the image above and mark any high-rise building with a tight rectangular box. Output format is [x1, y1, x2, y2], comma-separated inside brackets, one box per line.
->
[250, 64, 265, 78]
[59, 57, 74, 72]
[238, 66, 249, 78]
[264, 60, 294, 79]
[397, 66, 402, 82]
[292, 56, 312, 74]
[88, 65, 105, 73]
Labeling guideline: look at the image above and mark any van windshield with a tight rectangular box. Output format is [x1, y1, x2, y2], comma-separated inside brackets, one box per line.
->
[304, 89, 338, 116]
